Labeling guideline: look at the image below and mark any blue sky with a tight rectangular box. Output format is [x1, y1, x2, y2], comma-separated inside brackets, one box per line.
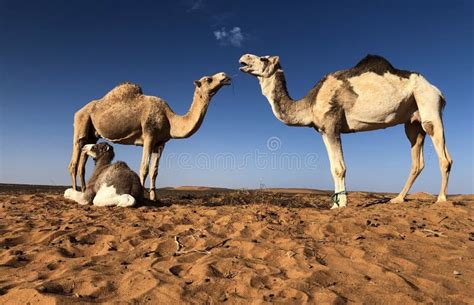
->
[1, 0, 472, 194]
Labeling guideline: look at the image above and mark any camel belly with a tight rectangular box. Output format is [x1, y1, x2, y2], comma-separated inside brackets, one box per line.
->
[344, 72, 417, 132]
[90, 109, 144, 145]
[345, 98, 417, 131]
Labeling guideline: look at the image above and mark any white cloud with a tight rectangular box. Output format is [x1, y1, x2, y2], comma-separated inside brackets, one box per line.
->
[213, 27, 244, 47]
[213, 28, 227, 40]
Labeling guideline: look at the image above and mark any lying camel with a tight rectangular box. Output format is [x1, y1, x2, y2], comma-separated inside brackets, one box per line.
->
[64, 143, 142, 207]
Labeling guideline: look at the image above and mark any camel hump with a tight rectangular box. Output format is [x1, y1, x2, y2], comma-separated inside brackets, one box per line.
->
[112, 161, 130, 170]
[104, 81, 143, 99]
[354, 54, 395, 71]
[334, 54, 415, 79]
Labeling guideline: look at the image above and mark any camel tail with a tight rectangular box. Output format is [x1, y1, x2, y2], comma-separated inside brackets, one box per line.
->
[440, 95, 446, 111]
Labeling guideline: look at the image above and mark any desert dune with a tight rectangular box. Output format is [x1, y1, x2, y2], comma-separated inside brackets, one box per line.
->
[0, 184, 472, 304]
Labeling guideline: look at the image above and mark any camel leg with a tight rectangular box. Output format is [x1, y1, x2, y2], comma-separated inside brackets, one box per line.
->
[68, 109, 93, 190]
[77, 151, 88, 192]
[413, 83, 453, 202]
[64, 188, 88, 205]
[391, 122, 426, 203]
[139, 136, 154, 196]
[68, 141, 82, 191]
[78, 137, 98, 191]
[149, 143, 165, 201]
[321, 133, 347, 209]
[424, 120, 452, 202]
[69, 138, 91, 191]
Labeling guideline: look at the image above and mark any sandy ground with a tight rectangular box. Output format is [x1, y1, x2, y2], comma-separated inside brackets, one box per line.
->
[0, 184, 473, 304]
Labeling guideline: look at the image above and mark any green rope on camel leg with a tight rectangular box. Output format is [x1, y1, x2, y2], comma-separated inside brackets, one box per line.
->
[331, 191, 347, 206]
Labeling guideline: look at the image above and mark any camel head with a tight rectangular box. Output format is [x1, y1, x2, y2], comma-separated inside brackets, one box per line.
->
[83, 143, 115, 162]
[239, 54, 280, 78]
[194, 72, 231, 97]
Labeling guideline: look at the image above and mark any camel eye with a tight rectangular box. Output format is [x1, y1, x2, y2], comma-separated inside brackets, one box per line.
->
[206, 77, 212, 83]
[260, 57, 269, 62]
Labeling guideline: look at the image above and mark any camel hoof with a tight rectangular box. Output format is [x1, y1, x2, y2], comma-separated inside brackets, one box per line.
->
[64, 188, 89, 205]
[436, 196, 447, 203]
[149, 189, 157, 201]
[64, 188, 74, 199]
[117, 195, 136, 207]
[390, 197, 405, 204]
[330, 194, 347, 209]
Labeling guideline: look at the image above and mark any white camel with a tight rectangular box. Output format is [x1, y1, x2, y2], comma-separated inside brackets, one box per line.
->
[240, 54, 452, 208]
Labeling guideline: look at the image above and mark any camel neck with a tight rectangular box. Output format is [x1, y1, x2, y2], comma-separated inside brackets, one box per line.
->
[258, 70, 313, 127]
[94, 155, 113, 168]
[88, 157, 112, 183]
[167, 90, 211, 138]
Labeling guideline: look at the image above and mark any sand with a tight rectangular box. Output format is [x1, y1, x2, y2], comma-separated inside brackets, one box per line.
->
[0, 184, 473, 304]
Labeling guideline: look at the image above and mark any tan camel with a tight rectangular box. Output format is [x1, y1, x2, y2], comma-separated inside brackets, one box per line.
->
[239, 54, 452, 208]
[68, 72, 231, 200]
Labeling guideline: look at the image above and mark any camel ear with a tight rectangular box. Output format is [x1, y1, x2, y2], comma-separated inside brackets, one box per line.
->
[194, 80, 201, 87]
[270, 56, 280, 64]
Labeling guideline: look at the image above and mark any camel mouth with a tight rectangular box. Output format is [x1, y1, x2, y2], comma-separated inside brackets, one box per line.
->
[221, 77, 232, 86]
[82, 144, 97, 158]
[239, 61, 251, 72]
[82, 144, 94, 153]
